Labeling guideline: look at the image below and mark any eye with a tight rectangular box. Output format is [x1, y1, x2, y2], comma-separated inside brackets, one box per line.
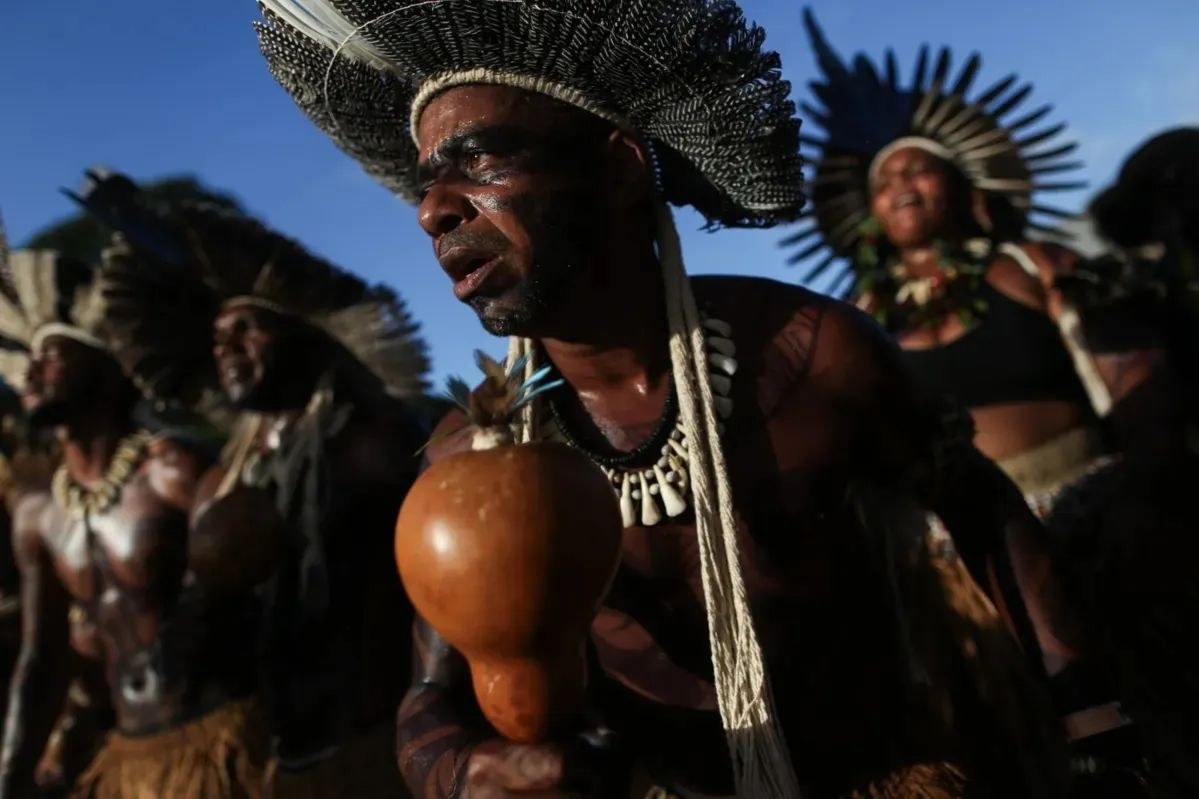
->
[464, 149, 493, 171]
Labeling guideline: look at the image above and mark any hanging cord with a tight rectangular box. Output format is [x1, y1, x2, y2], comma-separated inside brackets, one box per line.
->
[508, 204, 800, 798]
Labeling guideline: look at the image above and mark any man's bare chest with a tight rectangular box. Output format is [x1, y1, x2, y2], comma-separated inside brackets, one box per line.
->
[45, 482, 187, 600]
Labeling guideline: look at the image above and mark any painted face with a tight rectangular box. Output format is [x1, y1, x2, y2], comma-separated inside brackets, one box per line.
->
[212, 303, 291, 410]
[415, 85, 614, 336]
[23, 335, 109, 428]
[869, 146, 957, 248]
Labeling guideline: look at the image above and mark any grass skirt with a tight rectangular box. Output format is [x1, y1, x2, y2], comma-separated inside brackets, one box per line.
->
[70, 699, 268, 799]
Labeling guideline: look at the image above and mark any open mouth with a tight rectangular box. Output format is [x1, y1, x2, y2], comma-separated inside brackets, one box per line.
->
[219, 358, 252, 385]
[892, 192, 922, 212]
[451, 256, 500, 301]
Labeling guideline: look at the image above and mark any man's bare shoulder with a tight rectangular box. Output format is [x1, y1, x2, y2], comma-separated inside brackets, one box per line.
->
[144, 435, 219, 512]
[692, 276, 903, 413]
[808, 293, 910, 402]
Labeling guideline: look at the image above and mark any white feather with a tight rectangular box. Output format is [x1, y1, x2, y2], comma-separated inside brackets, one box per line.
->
[0, 352, 28, 391]
[9, 252, 58, 331]
[0, 293, 27, 344]
[258, 0, 394, 69]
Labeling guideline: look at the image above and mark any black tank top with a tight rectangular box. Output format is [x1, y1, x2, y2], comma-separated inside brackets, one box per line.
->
[902, 282, 1091, 409]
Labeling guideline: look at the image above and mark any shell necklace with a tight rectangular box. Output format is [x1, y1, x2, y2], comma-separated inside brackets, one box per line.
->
[546, 316, 737, 528]
[52, 430, 155, 520]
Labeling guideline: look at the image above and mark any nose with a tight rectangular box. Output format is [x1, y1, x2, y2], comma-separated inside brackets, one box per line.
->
[212, 333, 240, 361]
[418, 184, 476, 240]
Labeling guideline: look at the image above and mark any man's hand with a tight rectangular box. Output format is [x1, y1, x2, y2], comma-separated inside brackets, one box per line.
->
[465, 731, 625, 799]
[466, 741, 574, 798]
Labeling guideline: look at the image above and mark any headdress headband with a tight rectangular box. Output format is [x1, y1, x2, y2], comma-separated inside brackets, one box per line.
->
[868, 136, 955, 183]
[0, 241, 109, 392]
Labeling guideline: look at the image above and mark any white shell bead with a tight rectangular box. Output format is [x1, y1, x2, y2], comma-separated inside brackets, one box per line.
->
[619, 474, 636, 527]
[707, 337, 736, 357]
[708, 353, 737, 376]
[703, 318, 732, 337]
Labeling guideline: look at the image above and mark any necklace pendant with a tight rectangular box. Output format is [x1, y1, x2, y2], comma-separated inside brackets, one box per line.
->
[654, 464, 686, 517]
[51, 430, 153, 519]
[617, 473, 636, 528]
[550, 314, 735, 529]
[639, 473, 663, 526]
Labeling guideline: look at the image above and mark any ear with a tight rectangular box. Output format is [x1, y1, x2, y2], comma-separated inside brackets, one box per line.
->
[603, 130, 654, 209]
[970, 187, 994, 233]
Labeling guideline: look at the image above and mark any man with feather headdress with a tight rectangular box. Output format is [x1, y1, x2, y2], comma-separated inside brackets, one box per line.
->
[0, 381, 109, 799]
[0, 225, 266, 798]
[255, 0, 1076, 797]
[76, 168, 431, 798]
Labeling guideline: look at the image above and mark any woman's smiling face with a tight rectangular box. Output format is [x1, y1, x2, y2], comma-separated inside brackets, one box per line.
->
[870, 146, 957, 248]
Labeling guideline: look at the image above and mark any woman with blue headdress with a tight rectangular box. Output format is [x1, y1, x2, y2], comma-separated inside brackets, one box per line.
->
[786, 10, 1199, 797]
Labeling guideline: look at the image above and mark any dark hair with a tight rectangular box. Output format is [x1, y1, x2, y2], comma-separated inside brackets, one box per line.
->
[1090, 127, 1199, 250]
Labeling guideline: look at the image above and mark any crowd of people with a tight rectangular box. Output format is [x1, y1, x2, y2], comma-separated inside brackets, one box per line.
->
[0, 1, 1196, 797]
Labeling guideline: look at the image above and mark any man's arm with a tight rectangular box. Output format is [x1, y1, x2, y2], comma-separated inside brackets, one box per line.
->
[0, 496, 73, 799]
[35, 663, 114, 794]
[396, 616, 493, 798]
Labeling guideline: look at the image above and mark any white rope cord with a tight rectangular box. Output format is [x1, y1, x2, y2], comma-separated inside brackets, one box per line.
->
[508, 205, 799, 798]
[999, 243, 1113, 417]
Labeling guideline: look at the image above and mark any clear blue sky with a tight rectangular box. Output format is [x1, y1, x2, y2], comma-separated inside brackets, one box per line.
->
[1, 0, 1195, 386]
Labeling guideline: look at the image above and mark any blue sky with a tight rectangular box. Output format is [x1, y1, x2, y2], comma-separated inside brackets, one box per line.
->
[1, 0, 1195, 386]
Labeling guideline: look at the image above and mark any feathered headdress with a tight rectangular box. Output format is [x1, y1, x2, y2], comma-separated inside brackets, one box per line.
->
[72, 168, 431, 408]
[782, 8, 1084, 296]
[0, 215, 107, 391]
[254, 0, 803, 229]
[255, 2, 805, 795]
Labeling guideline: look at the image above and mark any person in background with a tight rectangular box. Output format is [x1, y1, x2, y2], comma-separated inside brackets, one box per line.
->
[0, 241, 263, 799]
[81, 170, 430, 798]
[786, 10, 1198, 795]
